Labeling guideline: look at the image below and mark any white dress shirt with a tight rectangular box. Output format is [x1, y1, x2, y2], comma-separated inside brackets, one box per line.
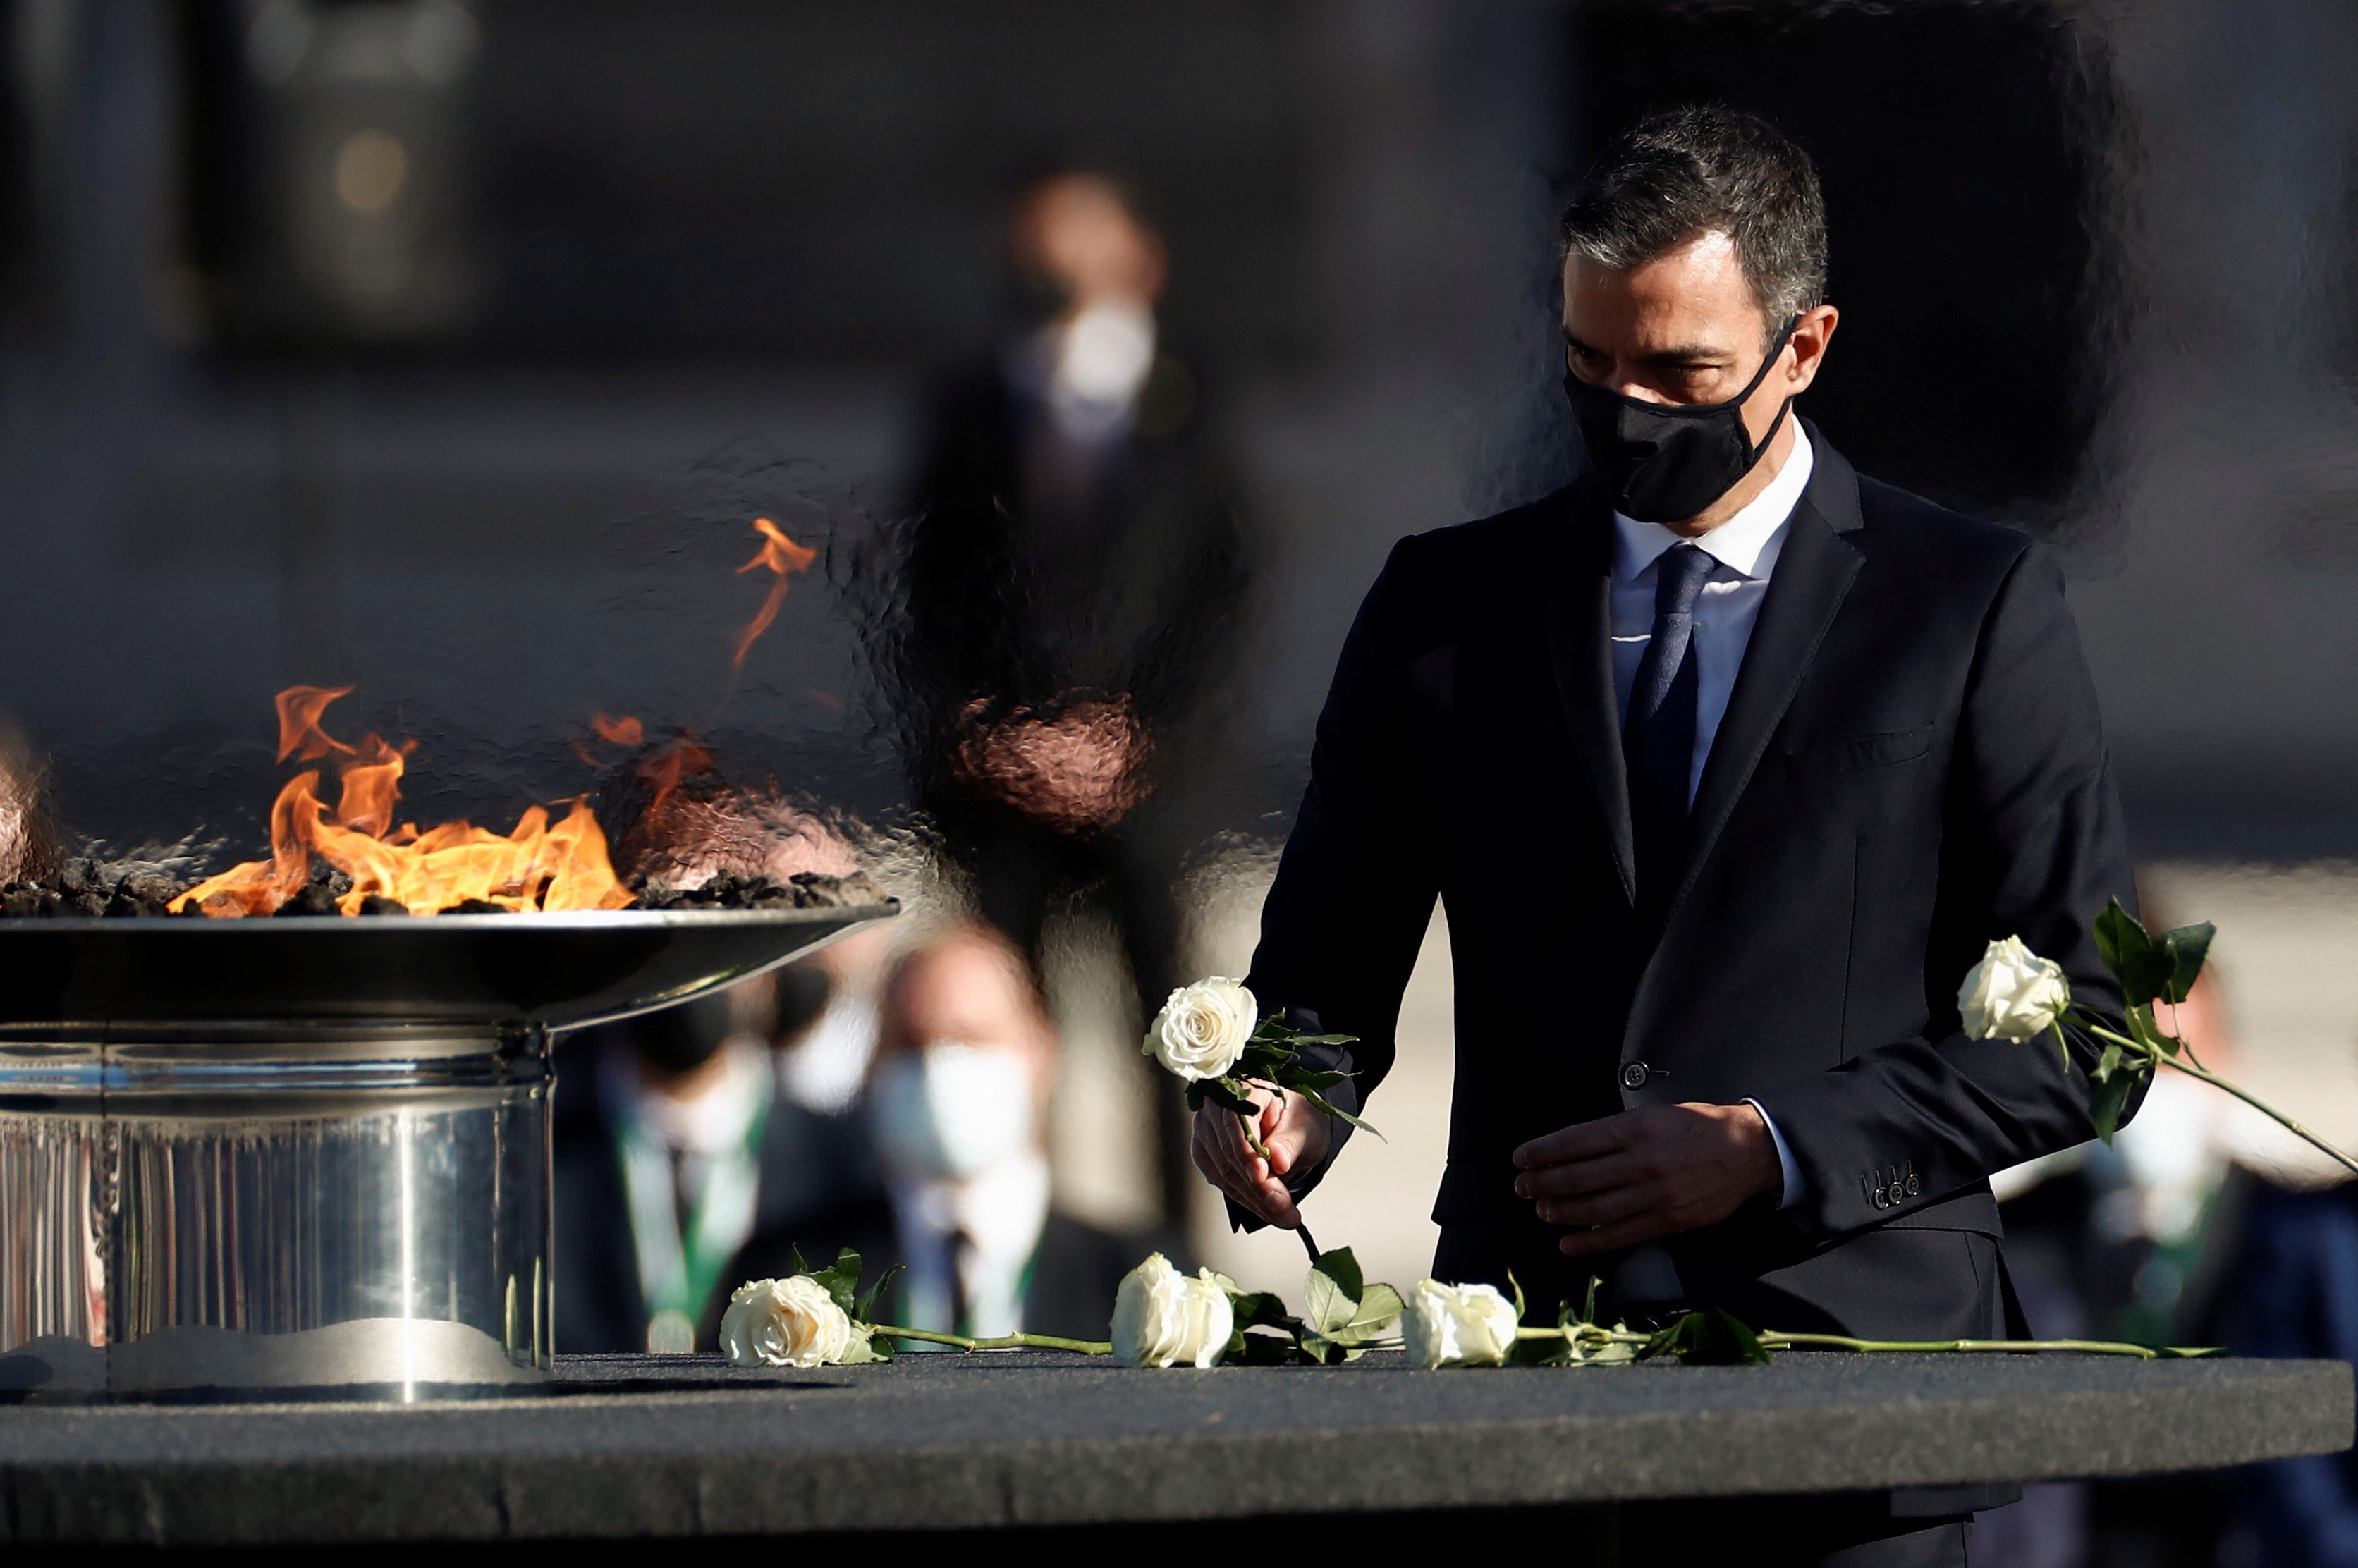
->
[1608, 427, 1814, 1215]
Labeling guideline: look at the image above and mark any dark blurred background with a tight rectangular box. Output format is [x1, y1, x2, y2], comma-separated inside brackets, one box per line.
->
[5, 0, 2352, 858]
[6, 5, 2358, 1561]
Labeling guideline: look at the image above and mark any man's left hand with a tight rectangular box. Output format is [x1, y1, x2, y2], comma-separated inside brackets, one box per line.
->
[1513, 1102, 1783, 1258]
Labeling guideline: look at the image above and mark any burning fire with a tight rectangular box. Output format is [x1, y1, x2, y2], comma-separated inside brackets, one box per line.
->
[733, 517, 819, 671]
[172, 688, 634, 918]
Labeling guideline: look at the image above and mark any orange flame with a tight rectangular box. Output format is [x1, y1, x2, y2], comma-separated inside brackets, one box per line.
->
[592, 713, 644, 747]
[277, 685, 356, 762]
[639, 735, 716, 817]
[173, 690, 634, 918]
[731, 517, 818, 671]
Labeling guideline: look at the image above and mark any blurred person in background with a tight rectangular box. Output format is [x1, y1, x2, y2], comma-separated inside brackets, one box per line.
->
[552, 986, 886, 1354]
[861, 923, 1171, 1342]
[770, 924, 895, 1118]
[886, 166, 1254, 1223]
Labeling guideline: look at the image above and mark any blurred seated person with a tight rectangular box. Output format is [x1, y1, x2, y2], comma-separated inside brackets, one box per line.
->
[553, 984, 887, 1354]
[862, 924, 1173, 1342]
[890, 169, 1253, 1222]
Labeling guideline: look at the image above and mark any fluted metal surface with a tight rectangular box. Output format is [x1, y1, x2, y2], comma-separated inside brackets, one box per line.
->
[0, 1027, 550, 1401]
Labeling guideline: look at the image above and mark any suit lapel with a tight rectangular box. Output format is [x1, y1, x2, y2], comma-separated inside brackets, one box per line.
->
[1539, 480, 1635, 904]
[1657, 430, 1866, 943]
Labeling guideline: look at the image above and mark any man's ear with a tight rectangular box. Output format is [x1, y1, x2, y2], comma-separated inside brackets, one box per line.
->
[1785, 304, 1840, 396]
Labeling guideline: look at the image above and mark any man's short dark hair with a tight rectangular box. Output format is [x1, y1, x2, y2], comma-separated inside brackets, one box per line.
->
[1560, 106, 1827, 341]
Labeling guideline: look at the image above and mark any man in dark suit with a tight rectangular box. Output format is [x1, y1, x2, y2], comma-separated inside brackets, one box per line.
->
[1191, 107, 2135, 1565]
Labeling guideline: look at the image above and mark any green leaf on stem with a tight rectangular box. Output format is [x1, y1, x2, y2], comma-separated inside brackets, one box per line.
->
[2161, 923, 2215, 1005]
[835, 1323, 893, 1364]
[855, 1263, 904, 1324]
[1302, 1249, 1404, 1343]
[807, 1248, 865, 1318]
[1195, 1077, 1257, 1115]
[2090, 1070, 2137, 1143]
[2096, 900, 2175, 1007]
[1640, 1307, 1773, 1366]
[1305, 1248, 1362, 1332]
[1508, 1270, 1528, 1323]
[1357, 1283, 1405, 1336]
[1229, 1329, 1303, 1365]
[1292, 1086, 1383, 1141]
[2093, 1042, 2123, 1084]
[1276, 1067, 1352, 1092]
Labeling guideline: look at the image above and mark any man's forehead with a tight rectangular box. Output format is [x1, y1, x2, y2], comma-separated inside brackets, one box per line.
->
[1563, 230, 1762, 346]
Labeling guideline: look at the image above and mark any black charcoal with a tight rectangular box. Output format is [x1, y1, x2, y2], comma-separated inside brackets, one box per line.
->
[274, 884, 341, 917]
[357, 895, 410, 916]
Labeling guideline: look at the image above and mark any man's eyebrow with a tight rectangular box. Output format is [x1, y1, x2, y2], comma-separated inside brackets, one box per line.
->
[1559, 329, 1736, 365]
[1647, 343, 1736, 363]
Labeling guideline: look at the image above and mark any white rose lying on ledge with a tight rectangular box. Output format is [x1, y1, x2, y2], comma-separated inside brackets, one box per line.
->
[1111, 1253, 1233, 1368]
[721, 1275, 853, 1368]
[1403, 1279, 1520, 1368]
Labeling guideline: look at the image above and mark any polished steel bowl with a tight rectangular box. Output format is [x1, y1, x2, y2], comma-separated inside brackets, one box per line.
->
[0, 901, 898, 1402]
[0, 902, 898, 1029]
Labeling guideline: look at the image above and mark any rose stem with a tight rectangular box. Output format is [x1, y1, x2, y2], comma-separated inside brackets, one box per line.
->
[1758, 1332, 2204, 1359]
[1237, 1106, 1271, 1162]
[872, 1325, 1113, 1355]
[1296, 1223, 1321, 1263]
[2077, 1020, 2358, 1177]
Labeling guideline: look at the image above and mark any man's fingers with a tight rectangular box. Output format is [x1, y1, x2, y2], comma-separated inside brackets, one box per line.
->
[1191, 1113, 1251, 1194]
[1558, 1215, 1671, 1256]
[1532, 1183, 1657, 1230]
[1247, 1177, 1300, 1229]
[1514, 1117, 1635, 1170]
[1513, 1150, 1650, 1199]
[1191, 1110, 1278, 1208]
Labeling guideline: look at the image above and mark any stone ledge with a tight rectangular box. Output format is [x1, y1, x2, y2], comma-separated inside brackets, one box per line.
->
[0, 1351, 2345, 1543]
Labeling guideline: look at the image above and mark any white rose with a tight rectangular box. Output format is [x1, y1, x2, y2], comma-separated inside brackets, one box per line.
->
[1958, 936, 2072, 1043]
[1111, 1253, 1235, 1368]
[1143, 976, 1258, 1082]
[1403, 1279, 1521, 1368]
[719, 1275, 854, 1368]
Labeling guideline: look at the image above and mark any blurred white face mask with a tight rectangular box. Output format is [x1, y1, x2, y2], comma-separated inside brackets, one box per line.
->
[868, 1043, 1037, 1184]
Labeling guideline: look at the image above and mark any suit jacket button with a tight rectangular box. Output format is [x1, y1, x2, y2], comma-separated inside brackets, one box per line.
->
[1620, 1062, 1650, 1091]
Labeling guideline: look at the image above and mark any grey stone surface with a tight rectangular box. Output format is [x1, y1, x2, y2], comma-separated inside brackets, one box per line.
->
[0, 1351, 2345, 1543]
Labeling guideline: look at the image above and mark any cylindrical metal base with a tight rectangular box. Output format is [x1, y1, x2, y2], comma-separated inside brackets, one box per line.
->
[0, 1023, 551, 1402]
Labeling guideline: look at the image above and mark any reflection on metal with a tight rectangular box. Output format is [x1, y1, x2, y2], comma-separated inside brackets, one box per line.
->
[0, 1024, 549, 1402]
[0, 903, 898, 1029]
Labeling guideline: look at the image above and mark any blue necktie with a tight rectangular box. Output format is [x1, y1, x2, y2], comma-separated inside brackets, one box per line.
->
[1625, 542, 1713, 930]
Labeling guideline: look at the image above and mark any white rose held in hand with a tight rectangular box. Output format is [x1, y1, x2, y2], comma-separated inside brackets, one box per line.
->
[1145, 976, 1257, 1082]
[1958, 935, 2072, 1043]
[719, 1275, 854, 1368]
[1111, 1253, 1234, 1368]
[1403, 1279, 1521, 1368]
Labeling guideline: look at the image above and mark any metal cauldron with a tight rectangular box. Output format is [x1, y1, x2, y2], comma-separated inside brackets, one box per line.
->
[0, 903, 893, 1402]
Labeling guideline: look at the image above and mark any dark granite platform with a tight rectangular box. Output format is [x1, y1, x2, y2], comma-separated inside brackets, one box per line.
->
[0, 1350, 2345, 1545]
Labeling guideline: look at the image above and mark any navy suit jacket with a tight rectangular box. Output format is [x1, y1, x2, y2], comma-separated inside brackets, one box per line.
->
[1247, 426, 2136, 1338]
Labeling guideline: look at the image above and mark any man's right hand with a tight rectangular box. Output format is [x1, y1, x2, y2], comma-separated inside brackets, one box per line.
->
[1190, 1083, 1333, 1230]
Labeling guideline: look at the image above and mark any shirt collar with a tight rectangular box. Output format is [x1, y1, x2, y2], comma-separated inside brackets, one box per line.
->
[1612, 423, 1814, 584]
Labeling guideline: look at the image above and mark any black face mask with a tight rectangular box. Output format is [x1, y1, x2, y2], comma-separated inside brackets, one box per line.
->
[1564, 315, 1800, 524]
